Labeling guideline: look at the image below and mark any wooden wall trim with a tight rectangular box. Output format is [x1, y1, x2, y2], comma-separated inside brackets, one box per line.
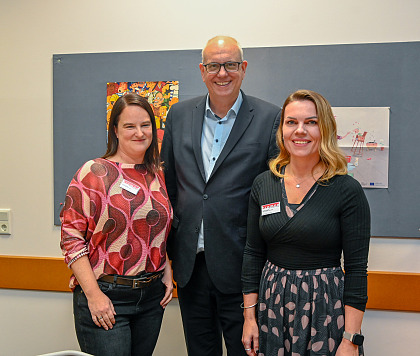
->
[366, 271, 420, 312]
[0, 255, 418, 312]
[0, 255, 72, 292]
[0, 255, 178, 297]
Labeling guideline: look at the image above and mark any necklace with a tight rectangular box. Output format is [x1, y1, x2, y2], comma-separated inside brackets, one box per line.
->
[292, 175, 313, 188]
[287, 169, 315, 188]
[286, 163, 324, 188]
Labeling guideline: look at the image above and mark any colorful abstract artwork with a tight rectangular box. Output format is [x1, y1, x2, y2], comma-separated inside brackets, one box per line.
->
[107, 81, 179, 146]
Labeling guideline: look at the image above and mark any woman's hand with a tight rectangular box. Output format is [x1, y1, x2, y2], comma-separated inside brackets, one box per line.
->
[86, 289, 116, 330]
[160, 257, 174, 308]
[337, 305, 364, 356]
[70, 256, 116, 330]
[336, 339, 359, 356]
[242, 293, 259, 355]
[242, 318, 259, 355]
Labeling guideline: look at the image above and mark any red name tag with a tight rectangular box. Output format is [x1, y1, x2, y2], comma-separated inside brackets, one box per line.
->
[261, 202, 280, 216]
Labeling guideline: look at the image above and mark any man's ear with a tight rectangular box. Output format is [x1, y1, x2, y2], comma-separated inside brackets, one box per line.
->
[241, 60, 248, 74]
[199, 63, 206, 82]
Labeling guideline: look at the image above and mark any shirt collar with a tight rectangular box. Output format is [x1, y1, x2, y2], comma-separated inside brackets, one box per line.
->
[205, 91, 243, 120]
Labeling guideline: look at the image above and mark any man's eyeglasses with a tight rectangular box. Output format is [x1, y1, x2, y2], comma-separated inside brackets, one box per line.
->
[203, 61, 243, 74]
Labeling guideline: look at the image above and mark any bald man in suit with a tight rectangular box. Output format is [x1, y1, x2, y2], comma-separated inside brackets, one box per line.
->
[161, 36, 281, 356]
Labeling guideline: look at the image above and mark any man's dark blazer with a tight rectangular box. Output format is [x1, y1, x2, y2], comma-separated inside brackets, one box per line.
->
[161, 91, 281, 294]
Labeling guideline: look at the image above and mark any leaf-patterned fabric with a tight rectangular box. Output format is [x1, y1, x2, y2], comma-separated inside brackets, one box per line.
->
[258, 261, 364, 355]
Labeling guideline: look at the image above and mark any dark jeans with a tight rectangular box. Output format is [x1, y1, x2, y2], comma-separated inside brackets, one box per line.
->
[177, 252, 247, 356]
[73, 277, 165, 356]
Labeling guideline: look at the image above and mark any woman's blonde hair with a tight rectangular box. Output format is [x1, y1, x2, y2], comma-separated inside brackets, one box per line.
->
[269, 89, 348, 181]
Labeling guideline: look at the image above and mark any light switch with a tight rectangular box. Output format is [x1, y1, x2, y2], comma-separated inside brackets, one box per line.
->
[0, 209, 11, 235]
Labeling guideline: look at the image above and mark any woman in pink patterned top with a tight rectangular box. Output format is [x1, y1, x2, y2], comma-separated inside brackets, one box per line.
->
[60, 93, 173, 356]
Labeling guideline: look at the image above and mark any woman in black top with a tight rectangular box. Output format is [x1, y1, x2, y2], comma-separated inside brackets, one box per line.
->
[241, 90, 370, 356]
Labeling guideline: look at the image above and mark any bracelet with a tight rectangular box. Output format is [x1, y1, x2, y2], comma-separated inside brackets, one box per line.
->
[240, 302, 258, 309]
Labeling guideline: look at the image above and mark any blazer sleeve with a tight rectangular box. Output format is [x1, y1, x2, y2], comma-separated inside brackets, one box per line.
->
[161, 107, 177, 208]
[268, 109, 281, 160]
[160, 107, 178, 258]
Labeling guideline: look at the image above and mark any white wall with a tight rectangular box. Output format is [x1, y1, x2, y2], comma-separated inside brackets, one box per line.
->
[1, 0, 420, 355]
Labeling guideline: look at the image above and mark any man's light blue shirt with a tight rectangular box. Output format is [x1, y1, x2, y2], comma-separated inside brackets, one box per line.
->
[197, 92, 243, 252]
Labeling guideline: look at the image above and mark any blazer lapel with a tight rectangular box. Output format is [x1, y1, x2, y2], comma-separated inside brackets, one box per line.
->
[191, 97, 206, 182]
[208, 93, 254, 181]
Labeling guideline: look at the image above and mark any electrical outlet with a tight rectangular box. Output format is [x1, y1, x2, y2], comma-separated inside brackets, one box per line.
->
[0, 209, 11, 235]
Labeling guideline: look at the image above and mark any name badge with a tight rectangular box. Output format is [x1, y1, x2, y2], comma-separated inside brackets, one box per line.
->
[261, 202, 280, 216]
[120, 179, 140, 195]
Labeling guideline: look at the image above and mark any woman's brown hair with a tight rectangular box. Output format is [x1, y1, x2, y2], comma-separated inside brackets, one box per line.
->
[103, 92, 161, 173]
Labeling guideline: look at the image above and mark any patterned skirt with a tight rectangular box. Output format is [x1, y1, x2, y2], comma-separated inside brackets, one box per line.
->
[258, 261, 364, 356]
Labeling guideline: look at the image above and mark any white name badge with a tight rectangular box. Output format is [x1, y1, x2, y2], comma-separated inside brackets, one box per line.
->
[261, 202, 280, 216]
[120, 179, 140, 195]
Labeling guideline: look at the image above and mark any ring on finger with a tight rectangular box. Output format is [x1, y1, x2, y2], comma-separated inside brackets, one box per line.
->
[245, 348, 251, 351]
[98, 316, 103, 320]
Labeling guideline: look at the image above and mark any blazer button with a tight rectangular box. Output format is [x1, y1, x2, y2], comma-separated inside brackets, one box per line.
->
[195, 227, 199, 233]
[203, 194, 208, 200]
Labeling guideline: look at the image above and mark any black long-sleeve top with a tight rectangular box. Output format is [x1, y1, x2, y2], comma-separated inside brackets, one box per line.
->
[242, 170, 371, 311]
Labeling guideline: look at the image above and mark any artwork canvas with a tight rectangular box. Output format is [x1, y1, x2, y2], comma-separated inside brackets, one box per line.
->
[333, 107, 390, 188]
[107, 81, 179, 148]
